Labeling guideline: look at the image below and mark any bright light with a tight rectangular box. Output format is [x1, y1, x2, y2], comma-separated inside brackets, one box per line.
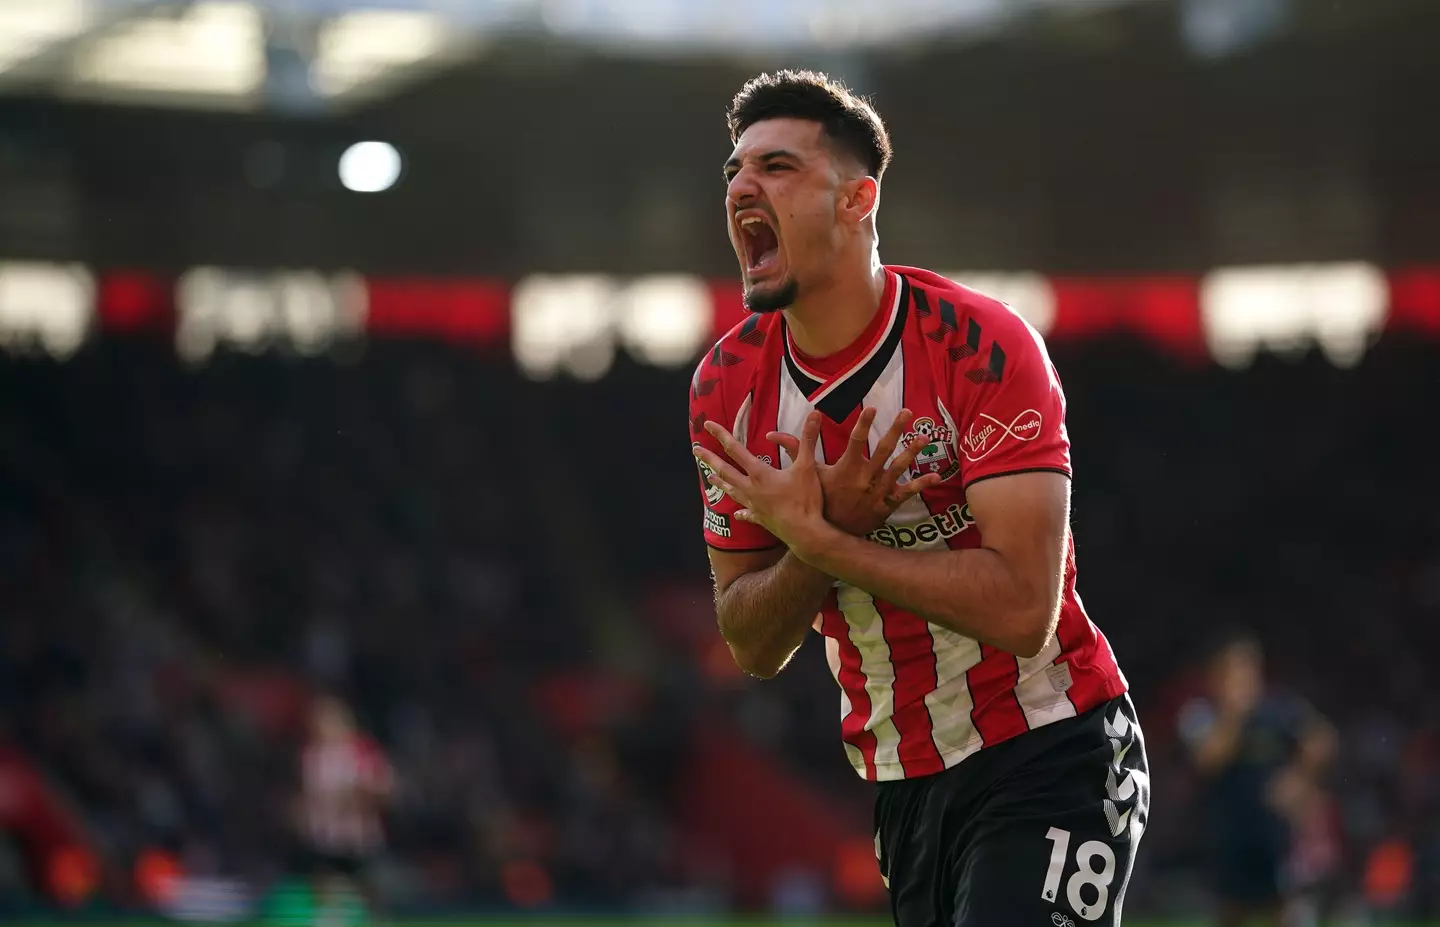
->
[339, 142, 402, 193]
[511, 275, 618, 381]
[0, 262, 94, 359]
[176, 266, 369, 363]
[0, 0, 86, 76]
[69, 2, 264, 98]
[1201, 262, 1388, 369]
[311, 10, 450, 99]
[615, 275, 712, 367]
[944, 271, 1057, 335]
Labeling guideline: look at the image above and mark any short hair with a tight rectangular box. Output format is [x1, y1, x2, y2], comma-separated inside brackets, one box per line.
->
[727, 70, 893, 180]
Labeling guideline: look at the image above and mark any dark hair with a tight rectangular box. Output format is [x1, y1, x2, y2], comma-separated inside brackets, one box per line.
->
[727, 70, 893, 180]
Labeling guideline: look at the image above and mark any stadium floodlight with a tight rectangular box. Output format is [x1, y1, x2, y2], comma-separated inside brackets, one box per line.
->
[338, 141, 402, 193]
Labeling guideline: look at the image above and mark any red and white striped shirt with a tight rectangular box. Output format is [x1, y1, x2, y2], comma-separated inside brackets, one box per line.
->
[301, 734, 391, 854]
[690, 266, 1127, 782]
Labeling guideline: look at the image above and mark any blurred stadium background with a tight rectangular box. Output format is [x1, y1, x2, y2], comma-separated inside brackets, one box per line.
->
[0, 0, 1438, 924]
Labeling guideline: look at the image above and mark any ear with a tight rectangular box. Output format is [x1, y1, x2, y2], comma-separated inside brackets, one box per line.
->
[839, 176, 879, 225]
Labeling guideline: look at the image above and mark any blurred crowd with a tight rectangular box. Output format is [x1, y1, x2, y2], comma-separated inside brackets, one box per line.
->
[0, 333, 1437, 920]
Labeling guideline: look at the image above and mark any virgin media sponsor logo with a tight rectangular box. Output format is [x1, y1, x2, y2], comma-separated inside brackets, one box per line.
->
[961, 408, 1043, 462]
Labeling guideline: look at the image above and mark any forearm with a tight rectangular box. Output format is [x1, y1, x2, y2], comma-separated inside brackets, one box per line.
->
[793, 523, 1053, 656]
[716, 551, 833, 678]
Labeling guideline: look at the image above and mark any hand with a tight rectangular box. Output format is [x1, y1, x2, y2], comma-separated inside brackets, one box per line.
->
[770, 407, 942, 536]
[1266, 766, 1311, 822]
[695, 413, 827, 551]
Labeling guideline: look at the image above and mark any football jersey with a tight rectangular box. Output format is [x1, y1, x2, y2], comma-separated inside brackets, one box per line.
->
[689, 266, 1127, 782]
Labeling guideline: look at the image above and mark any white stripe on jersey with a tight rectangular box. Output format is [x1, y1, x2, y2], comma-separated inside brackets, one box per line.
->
[866, 337, 987, 769]
[826, 635, 867, 773]
[1014, 635, 1078, 728]
[733, 391, 754, 446]
[926, 628, 986, 767]
[775, 359, 810, 469]
[836, 583, 903, 771]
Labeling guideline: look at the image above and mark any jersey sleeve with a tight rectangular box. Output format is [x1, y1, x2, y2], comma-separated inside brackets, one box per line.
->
[689, 357, 780, 552]
[950, 310, 1072, 488]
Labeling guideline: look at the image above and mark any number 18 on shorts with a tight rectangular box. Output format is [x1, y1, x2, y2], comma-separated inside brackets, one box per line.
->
[875, 695, 1149, 926]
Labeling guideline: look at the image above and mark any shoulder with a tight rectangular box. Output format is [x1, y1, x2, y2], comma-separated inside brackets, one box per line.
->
[689, 312, 777, 435]
[892, 266, 1057, 387]
[893, 265, 1051, 356]
[690, 313, 776, 399]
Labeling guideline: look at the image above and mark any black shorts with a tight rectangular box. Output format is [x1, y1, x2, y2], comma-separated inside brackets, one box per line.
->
[875, 694, 1149, 927]
[1212, 834, 1288, 906]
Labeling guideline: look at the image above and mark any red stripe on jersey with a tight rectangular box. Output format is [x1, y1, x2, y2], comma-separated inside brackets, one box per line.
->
[968, 645, 1030, 745]
[874, 602, 944, 778]
[823, 599, 878, 780]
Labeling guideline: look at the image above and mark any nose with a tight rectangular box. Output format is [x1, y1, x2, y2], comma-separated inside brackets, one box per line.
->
[727, 165, 761, 209]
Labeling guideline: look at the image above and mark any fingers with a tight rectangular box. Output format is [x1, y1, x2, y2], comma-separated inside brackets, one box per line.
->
[843, 407, 877, 463]
[794, 411, 822, 466]
[693, 446, 749, 497]
[884, 432, 933, 487]
[704, 420, 760, 468]
[767, 431, 801, 459]
[892, 472, 942, 503]
[870, 407, 915, 474]
[881, 473, 940, 508]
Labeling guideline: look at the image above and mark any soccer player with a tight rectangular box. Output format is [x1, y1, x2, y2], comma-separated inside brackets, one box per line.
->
[689, 71, 1148, 926]
[1178, 632, 1336, 927]
[297, 695, 393, 925]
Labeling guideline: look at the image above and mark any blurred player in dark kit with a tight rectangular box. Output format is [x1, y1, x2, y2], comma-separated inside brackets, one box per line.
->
[1180, 632, 1336, 927]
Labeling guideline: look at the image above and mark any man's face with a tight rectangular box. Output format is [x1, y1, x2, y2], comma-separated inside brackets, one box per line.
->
[723, 119, 848, 313]
[1211, 643, 1262, 707]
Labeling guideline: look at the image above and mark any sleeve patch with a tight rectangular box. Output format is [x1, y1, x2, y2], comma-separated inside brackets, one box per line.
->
[703, 509, 732, 539]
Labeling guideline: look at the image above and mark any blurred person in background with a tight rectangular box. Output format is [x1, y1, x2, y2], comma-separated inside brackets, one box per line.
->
[297, 695, 393, 926]
[1179, 631, 1337, 927]
[691, 70, 1146, 926]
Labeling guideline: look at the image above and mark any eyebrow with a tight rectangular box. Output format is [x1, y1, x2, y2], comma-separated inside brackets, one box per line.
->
[722, 148, 802, 176]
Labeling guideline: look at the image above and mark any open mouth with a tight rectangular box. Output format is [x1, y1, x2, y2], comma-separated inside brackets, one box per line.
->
[739, 214, 781, 275]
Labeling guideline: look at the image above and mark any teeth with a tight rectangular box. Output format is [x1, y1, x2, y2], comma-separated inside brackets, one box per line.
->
[740, 216, 765, 228]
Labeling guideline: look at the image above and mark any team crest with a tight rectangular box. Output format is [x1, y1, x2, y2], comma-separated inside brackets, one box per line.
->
[904, 416, 960, 483]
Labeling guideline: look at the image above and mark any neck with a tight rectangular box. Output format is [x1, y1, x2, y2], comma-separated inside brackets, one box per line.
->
[783, 250, 888, 358]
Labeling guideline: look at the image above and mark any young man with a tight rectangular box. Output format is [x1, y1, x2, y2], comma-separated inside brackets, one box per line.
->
[689, 71, 1148, 925]
[1179, 633, 1336, 927]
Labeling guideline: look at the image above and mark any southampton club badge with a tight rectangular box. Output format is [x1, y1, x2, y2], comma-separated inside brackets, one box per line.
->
[905, 416, 960, 483]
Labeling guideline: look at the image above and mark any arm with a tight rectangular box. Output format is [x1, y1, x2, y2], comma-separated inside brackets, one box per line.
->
[704, 409, 935, 679]
[790, 470, 1069, 658]
[1189, 708, 1252, 776]
[709, 545, 832, 679]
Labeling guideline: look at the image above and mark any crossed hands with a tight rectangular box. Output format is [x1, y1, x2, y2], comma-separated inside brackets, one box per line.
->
[693, 407, 943, 555]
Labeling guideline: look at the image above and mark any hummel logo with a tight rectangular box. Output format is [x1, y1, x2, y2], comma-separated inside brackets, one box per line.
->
[1102, 707, 1142, 838]
[1052, 913, 1076, 927]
